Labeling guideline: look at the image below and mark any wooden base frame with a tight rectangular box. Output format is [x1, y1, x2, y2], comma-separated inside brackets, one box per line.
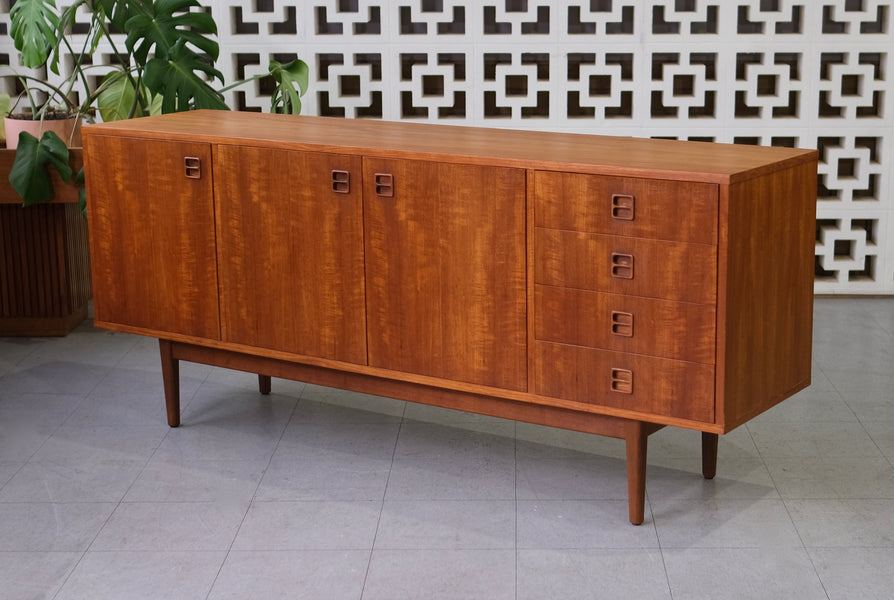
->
[159, 338, 720, 525]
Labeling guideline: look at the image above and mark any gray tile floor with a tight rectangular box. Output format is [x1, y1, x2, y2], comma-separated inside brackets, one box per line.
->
[0, 298, 892, 599]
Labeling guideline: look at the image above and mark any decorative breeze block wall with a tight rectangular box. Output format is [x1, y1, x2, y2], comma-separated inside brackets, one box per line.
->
[1, 0, 892, 294]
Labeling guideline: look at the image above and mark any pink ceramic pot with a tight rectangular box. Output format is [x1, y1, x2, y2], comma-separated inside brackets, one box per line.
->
[4, 115, 83, 149]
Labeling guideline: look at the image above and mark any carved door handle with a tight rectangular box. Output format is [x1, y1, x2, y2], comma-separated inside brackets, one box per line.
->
[184, 157, 201, 179]
[611, 194, 635, 221]
[611, 253, 634, 279]
[611, 368, 633, 394]
[375, 173, 394, 197]
[332, 170, 350, 193]
[611, 311, 634, 337]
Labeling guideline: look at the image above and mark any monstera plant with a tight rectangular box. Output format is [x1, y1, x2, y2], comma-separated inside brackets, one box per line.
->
[4, 0, 308, 210]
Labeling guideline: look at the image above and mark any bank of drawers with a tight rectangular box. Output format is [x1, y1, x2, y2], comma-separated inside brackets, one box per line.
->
[533, 171, 718, 424]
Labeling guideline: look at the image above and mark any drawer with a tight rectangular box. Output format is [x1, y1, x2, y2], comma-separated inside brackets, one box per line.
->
[534, 171, 717, 244]
[535, 285, 716, 364]
[535, 342, 715, 423]
[535, 228, 716, 304]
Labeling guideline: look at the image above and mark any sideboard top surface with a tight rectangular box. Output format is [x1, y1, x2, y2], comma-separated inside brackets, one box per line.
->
[83, 110, 816, 185]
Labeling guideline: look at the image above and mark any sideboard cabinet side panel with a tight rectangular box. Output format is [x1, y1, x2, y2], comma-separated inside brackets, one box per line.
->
[719, 160, 817, 430]
[84, 135, 220, 339]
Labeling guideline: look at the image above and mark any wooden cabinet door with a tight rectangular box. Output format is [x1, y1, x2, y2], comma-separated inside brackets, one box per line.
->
[214, 146, 367, 364]
[363, 158, 527, 391]
[85, 135, 220, 339]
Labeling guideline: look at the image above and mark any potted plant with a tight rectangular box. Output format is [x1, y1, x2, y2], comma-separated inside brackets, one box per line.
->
[3, 0, 309, 207]
[1, 0, 308, 335]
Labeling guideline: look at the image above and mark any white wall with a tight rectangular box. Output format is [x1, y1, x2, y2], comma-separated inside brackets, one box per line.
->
[3, 1, 892, 294]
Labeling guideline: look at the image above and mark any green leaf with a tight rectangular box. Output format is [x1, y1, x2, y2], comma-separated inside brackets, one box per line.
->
[0, 94, 11, 120]
[78, 186, 87, 219]
[76, 167, 87, 219]
[53, 0, 100, 75]
[60, 0, 104, 52]
[142, 41, 227, 113]
[9, 0, 60, 69]
[147, 93, 164, 115]
[97, 72, 164, 121]
[96, 0, 138, 32]
[124, 0, 219, 67]
[96, 72, 139, 121]
[269, 59, 309, 115]
[123, 0, 223, 112]
[8, 130, 72, 206]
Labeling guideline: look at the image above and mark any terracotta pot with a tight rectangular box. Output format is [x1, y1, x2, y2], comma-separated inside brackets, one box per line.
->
[4, 115, 83, 149]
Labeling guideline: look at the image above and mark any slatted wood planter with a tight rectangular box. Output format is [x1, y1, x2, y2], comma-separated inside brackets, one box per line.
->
[0, 148, 91, 336]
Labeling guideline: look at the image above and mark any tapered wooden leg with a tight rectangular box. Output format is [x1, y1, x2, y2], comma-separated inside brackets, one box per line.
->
[702, 432, 719, 480]
[625, 421, 648, 526]
[159, 339, 181, 427]
[258, 374, 272, 395]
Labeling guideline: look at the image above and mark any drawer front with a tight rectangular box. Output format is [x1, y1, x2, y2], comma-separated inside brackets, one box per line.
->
[535, 285, 716, 364]
[535, 171, 718, 244]
[535, 228, 716, 304]
[535, 342, 715, 423]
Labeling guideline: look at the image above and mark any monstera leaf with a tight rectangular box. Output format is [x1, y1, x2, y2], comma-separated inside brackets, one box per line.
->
[269, 59, 309, 115]
[123, 0, 224, 112]
[143, 40, 227, 113]
[9, 0, 59, 69]
[96, 0, 139, 32]
[124, 0, 219, 67]
[8, 130, 72, 206]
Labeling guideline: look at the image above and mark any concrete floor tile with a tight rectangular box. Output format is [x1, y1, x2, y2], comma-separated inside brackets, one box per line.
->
[55, 551, 225, 600]
[232, 500, 381, 551]
[375, 499, 515, 549]
[363, 549, 515, 600]
[663, 548, 827, 600]
[0, 551, 82, 600]
[518, 549, 671, 600]
[208, 550, 369, 600]
[652, 498, 802, 548]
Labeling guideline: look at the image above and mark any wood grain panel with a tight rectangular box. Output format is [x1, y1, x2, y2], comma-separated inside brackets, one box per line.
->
[214, 146, 367, 364]
[535, 285, 715, 364]
[535, 341, 715, 423]
[64, 200, 92, 317]
[535, 228, 716, 304]
[535, 171, 718, 244]
[363, 158, 527, 391]
[717, 160, 817, 430]
[0, 202, 90, 335]
[84, 135, 219, 339]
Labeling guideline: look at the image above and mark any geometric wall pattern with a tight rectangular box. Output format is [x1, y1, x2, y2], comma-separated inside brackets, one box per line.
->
[1, 0, 892, 294]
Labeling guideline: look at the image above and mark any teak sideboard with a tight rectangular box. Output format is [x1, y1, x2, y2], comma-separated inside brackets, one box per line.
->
[83, 111, 817, 524]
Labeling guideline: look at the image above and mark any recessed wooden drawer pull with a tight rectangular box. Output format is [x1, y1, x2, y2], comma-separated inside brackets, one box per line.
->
[331, 170, 350, 193]
[611, 194, 635, 221]
[611, 311, 634, 337]
[375, 173, 394, 197]
[611, 252, 634, 279]
[611, 368, 633, 394]
[184, 157, 201, 179]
